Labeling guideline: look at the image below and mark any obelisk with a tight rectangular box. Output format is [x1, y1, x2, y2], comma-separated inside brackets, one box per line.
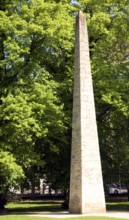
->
[69, 11, 106, 214]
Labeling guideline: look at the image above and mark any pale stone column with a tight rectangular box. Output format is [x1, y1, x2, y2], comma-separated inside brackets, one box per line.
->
[69, 11, 106, 214]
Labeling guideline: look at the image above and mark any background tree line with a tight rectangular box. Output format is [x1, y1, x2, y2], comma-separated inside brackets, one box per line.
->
[0, 0, 129, 196]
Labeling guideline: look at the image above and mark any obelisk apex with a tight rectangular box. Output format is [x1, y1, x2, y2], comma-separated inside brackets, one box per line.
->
[69, 11, 106, 214]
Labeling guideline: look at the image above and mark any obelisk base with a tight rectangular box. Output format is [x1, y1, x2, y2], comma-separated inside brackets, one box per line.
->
[69, 201, 106, 214]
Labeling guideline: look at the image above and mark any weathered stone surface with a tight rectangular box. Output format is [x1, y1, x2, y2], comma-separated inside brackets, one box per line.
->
[69, 11, 106, 214]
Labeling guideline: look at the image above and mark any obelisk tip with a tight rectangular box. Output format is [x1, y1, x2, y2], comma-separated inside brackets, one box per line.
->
[79, 10, 83, 15]
[78, 10, 85, 17]
[76, 10, 86, 21]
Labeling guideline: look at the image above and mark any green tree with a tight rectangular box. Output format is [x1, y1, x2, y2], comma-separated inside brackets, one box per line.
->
[0, 71, 68, 190]
[78, 0, 129, 184]
[0, 0, 75, 192]
[1, 0, 129, 193]
[0, 151, 24, 196]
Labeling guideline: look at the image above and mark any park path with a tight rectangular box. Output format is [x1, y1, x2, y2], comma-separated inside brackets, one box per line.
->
[29, 211, 129, 219]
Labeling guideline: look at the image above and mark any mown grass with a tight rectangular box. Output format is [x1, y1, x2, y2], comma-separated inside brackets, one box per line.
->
[5, 200, 129, 213]
[0, 199, 128, 220]
[5, 200, 62, 214]
[107, 201, 129, 211]
[0, 216, 128, 220]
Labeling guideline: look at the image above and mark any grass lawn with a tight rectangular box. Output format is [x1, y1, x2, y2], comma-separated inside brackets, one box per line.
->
[0, 200, 128, 220]
[0, 216, 128, 220]
[5, 201, 62, 214]
[107, 201, 129, 211]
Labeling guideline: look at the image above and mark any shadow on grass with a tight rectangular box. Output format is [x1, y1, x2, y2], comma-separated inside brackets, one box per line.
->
[106, 202, 129, 212]
[4, 200, 66, 215]
[19, 200, 62, 204]
[4, 199, 129, 216]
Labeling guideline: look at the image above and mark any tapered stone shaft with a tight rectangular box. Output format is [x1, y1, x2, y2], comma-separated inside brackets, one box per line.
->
[69, 11, 106, 214]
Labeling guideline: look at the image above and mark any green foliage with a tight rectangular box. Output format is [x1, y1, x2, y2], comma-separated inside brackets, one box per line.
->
[0, 0, 74, 192]
[0, 151, 24, 195]
[0, 71, 65, 167]
[0, 0, 74, 82]
[78, 0, 129, 183]
[1, 0, 129, 192]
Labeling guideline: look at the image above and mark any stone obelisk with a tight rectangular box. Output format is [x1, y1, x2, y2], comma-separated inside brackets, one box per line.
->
[69, 11, 106, 214]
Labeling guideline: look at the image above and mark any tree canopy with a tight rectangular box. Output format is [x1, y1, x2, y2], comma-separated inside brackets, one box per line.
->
[1, 0, 129, 194]
[79, 0, 129, 184]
